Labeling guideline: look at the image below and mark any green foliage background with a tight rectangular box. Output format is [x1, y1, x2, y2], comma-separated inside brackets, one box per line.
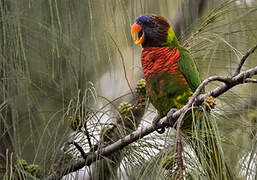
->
[0, 0, 257, 179]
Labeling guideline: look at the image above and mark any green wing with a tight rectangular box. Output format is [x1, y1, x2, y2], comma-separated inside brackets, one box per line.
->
[178, 46, 204, 93]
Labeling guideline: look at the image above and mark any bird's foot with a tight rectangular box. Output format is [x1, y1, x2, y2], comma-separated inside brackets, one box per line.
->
[204, 96, 217, 110]
[167, 108, 178, 128]
[152, 115, 165, 134]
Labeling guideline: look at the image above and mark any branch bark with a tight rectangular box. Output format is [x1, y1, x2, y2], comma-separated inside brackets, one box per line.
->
[46, 45, 257, 180]
[233, 44, 257, 77]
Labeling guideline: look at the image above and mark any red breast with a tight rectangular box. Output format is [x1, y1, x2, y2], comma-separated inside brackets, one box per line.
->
[141, 47, 180, 78]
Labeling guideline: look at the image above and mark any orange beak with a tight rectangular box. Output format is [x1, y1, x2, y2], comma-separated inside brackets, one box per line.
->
[131, 23, 145, 44]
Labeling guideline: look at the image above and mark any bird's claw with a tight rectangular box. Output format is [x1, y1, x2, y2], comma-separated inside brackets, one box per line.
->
[152, 115, 165, 134]
[167, 108, 178, 127]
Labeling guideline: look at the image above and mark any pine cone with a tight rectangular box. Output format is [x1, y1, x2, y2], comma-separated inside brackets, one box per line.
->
[118, 102, 132, 114]
[204, 96, 217, 109]
[136, 79, 146, 96]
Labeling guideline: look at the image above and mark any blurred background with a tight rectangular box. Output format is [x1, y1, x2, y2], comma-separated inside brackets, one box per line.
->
[0, 0, 257, 179]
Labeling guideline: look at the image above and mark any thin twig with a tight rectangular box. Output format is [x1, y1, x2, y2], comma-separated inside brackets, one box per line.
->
[83, 112, 93, 149]
[233, 44, 257, 77]
[245, 78, 257, 83]
[70, 141, 87, 159]
[84, 130, 92, 149]
[108, 32, 135, 96]
[175, 111, 187, 180]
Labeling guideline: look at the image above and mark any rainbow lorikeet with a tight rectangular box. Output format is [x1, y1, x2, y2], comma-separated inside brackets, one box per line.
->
[131, 14, 203, 121]
[131, 14, 233, 179]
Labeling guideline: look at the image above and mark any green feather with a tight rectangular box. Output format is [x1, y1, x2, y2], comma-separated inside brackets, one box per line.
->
[166, 27, 175, 44]
[177, 47, 204, 93]
[164, 27, 179, 47]
[165, 27, 204, 93]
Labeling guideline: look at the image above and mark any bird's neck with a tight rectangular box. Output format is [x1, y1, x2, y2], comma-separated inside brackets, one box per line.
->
[164, 27, 179, 48]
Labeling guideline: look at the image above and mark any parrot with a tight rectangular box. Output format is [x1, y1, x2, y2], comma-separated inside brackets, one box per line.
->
[131, 14, 233, 179]
[131, 14, 202, 129]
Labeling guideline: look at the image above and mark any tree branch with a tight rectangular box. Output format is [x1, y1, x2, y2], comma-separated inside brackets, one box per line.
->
[233, 44, 257, 77]
[52, 141, 71, 179]
[175, 111, 188, 180]
[70, 141, 87, 160]
[45, 45, 257, 179]
[245, 78, 257, 83]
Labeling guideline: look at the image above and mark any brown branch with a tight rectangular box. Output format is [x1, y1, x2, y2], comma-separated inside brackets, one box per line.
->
[175, 111, 187, 180]
[233, 44, 257, 77]
[70, 141, 87, 159]
[47, 140, 88, 179]
[84, 129, 92, 149]
[45, 46, 257, 180]
[53, 141, 71, 179]
[245, 78, 257, 83]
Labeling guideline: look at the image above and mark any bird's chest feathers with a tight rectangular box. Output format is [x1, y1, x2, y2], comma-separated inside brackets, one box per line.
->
[140, 47, 192, 113]
[141, 47, 180, 78]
